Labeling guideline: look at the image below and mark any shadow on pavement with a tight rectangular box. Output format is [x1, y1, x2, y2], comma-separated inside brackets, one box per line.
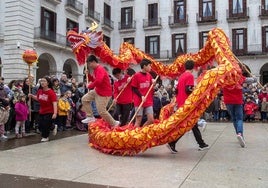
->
[0, 129, 87, 151]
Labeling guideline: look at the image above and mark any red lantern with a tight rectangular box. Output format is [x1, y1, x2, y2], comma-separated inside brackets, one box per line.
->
[22, 49, 38, 65]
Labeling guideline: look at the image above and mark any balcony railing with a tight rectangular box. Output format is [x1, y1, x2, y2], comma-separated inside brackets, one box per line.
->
[118, 20, 136, 30]
[259, 5, 268, 18]
[196, 11, 218, 24]
[34, 27, 68, 47]
[143, 18, 162, 28]
[102, 17, 114, 30]
[46, 0, 61, 5]
[226, 7, 249, 22]
[85, 8, 100, 22]
[168, 15, 188, 27]
[65, 0, 83, 15]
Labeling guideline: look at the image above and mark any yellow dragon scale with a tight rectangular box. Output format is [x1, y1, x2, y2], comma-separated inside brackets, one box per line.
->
[67, 27, 242, 155]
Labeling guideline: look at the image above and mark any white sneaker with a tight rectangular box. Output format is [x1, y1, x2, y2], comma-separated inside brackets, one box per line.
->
[1, 135, 8, 141]
[237, 134, 245, 148]
[81, 117, 95, 124]
[41, 137, 49, 142]
[113, 120, 120, 127]
[52, 124, 58, 136]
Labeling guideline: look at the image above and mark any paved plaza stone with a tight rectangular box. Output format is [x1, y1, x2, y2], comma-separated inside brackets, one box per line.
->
[0, 122, 268, 188]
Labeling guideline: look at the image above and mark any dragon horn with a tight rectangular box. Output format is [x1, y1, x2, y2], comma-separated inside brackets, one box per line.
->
[89, 21, 98, 32]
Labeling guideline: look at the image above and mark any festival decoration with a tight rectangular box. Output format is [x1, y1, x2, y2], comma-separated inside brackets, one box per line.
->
[67, 27, 242, 155]
[22, 49, 38, 65]
[22, 49, 38, 121]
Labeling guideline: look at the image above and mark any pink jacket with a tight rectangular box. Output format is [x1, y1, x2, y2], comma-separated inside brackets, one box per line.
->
[15, 102, 29, 121]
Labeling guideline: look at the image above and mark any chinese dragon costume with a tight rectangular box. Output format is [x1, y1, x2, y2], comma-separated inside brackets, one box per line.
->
[67, 23, 242, 156]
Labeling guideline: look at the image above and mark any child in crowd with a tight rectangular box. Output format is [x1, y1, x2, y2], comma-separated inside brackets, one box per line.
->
[219, 95, 228, 121]
[57, 90, 71, 131]
[75, 104, 87, 131]
[260, 97, 268, 121]
[14, 93, 29, 138]
[244, 97, 258, 122]
[0, 98, 10, 141]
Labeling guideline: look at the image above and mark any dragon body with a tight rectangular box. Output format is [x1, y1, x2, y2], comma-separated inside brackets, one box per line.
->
[67, 27, 242, 156]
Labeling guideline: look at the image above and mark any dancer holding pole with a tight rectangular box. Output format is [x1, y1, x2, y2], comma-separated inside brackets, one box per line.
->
[130, 59, 156, 127]
[111, 68, 134, 126]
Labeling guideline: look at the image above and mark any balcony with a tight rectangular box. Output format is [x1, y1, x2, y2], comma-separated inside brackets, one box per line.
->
[85, 8, 100, 22]
[259, 5, 268, 19]
[65, 0, 83, 16]
[226, 7, 249, 23]
[143, 18, 162, 30]
[34, 27, 69, 50]
[102, 17, 114, 31]
[118, 21, 136, 33]
[45, 0, 61, 5]
[168, 15, 188, 28]
[196, 11, 218, 25]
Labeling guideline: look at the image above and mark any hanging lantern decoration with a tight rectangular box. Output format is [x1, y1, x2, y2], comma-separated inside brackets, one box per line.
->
[22, 49, 38, 65]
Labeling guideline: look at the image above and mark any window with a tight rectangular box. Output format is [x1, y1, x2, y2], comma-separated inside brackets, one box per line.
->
[262, 26, 268, 52]
[104, 3, 111, 24]
[174, 0, 186, 22]
[198, 0, 216, 21]
[202, 0, 212, 17]
[148, 3, 158, 26]
[229, 0, 247, 17]
[41, 7, 57, 41]
[232, 28, 247, 55]
[88, 0, 94, 12]
[66, 19, 79, 31]
[265, 0, 268, 10]
[103, 35, 111, 47]
[145, 36, 160, 58]
[172, 33, 187, 57]
[199, 31, 209, 49]
[261, 0, 268, 15]
[121, 7, 133, 29]
[124, 37, 135, 44]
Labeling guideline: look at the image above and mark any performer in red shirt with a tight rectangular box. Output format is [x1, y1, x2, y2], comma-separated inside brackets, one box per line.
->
[112, 68, 133, 126]
[81, 55, 119, 127]
[131, 58, 154, 127]
[167, 60, 209, 153]
[29, 76, 58, 142]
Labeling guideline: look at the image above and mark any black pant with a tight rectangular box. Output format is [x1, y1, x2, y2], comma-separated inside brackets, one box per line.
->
[169, 124, 205, 147]
[115, 103, 132, 126]
[57, 115, 67, 130]
[39, 113, 55, 138]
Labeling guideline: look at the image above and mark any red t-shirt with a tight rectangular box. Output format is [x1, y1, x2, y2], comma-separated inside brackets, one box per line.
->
[87, 65, 112, 97]
[113, 75, 133, 104]
[37, 88, 57, 114]
[131, 72, 153, 107]
[176, 71, 194, 107]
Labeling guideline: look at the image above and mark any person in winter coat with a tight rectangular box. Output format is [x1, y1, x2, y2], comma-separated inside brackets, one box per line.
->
[14, 93, 29, 138]
[57, 91, 71, 131]
[75, 104, 87, 131]
[244, 96, 258, 122]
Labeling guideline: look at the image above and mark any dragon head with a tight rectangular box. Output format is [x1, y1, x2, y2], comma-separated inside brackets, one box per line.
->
[67, 21, 104, 65]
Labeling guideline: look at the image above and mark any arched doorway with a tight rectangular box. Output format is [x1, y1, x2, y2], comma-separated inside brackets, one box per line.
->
[260, 63, 268, 85]
[63, 58, 78, 79]
[36, 53, 57, 82]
